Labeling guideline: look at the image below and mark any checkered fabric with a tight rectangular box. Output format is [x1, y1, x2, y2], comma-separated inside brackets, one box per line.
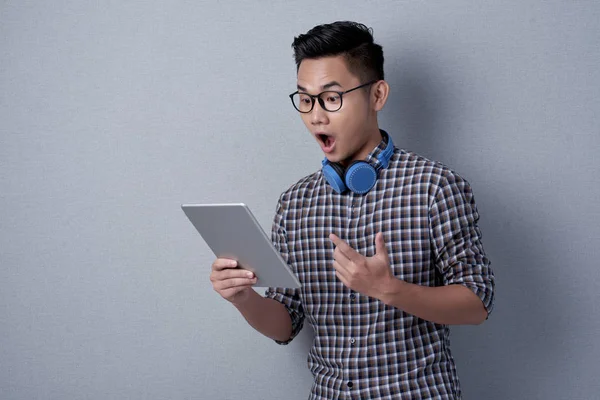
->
[265, 132, 495, 399]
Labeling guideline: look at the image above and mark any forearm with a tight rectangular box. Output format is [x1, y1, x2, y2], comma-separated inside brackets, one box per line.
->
[233, 289, 293, 342]
[378, 278, 488, 325]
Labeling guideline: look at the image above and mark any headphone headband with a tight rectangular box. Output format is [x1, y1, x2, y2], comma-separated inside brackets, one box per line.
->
[373, 130, 394, 170]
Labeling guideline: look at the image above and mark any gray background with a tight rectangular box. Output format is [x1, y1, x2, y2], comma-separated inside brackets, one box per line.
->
[1, 1, 599, 399]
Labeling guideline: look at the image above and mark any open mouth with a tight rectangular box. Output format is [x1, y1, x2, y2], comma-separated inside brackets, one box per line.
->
[317, 134, 335, 152]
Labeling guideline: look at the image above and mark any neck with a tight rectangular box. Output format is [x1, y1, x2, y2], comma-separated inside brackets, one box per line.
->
[339, 126, 383, 168]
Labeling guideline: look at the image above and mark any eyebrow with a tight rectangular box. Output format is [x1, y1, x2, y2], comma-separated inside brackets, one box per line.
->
[297, 81, 343, 92]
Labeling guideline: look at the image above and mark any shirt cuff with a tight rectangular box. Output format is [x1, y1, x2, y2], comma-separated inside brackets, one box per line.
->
[264, 289, 305, 345]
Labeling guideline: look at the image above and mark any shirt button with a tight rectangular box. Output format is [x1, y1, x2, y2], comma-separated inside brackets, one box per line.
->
[349, 293, 356, 300]
[350, 338, 356, 345]
[347, 381, 353, 388]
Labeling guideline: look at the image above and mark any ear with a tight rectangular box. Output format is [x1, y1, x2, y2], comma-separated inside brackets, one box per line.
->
[371, 80, 390, 112]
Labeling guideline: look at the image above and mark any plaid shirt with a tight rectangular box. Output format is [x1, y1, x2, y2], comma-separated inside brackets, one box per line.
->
[265, 132, 495, 400]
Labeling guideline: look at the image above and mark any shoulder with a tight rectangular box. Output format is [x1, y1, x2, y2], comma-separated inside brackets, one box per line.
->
[388, 148, 473, 197]
[276, 170, 322, 209]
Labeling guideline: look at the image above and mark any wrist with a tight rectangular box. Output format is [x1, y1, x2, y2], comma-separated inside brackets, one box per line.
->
[230, 287, 257, 309]
[377, 276, 407, 306]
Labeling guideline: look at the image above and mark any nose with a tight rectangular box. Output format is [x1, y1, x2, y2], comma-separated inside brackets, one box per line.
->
[310, 99, 329, 126]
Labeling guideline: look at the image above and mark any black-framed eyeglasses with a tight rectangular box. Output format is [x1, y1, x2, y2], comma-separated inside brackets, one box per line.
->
[289, 80, 377, 113]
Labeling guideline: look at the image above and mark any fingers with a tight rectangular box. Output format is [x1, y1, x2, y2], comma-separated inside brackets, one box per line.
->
[332, 261, 352, 289]
[335, 270, 349, 287]
[332, 259, 347, 276]
[333, 246, 351, 266]
[213, 275, 257, 292]
[213, 267, 255, 281]
[212, 258, 239, 271]
[375, 232, 388, 256]
[329, 233, 362, 262]
[210, 258, 257, 297]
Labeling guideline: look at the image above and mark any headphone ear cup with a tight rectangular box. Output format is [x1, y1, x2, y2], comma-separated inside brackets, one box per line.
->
[345, 161, 378, 194]
[322, 162, 348, 193]
[329, 162, 346, 179]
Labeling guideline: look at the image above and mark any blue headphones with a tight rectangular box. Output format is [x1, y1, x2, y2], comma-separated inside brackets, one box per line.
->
[321, 130, 395, 194]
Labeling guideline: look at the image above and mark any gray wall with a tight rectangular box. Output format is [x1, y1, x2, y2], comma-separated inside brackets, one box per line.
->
[1, 1, 599, 399]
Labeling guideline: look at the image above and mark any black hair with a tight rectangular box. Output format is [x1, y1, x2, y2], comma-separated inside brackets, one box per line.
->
[292, 21, 384, 82]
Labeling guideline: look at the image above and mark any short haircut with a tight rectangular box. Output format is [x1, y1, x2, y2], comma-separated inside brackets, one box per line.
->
[292, 21, 385, 82]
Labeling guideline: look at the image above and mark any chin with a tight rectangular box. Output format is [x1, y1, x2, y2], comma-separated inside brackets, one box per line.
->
[324, 153, 343, 163]
[327, 156, 352, 168]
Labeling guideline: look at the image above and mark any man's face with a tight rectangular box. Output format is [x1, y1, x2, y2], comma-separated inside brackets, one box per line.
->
[296, 56, 376, 165]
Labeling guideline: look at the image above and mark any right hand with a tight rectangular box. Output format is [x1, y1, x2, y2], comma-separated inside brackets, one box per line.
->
[210, 258, 258, 304]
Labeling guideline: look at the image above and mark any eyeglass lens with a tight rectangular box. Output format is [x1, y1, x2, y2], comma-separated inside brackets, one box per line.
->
[291, 91, 342, 112]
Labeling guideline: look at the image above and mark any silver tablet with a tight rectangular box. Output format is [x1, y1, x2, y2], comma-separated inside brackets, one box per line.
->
[181, 203, 301, 288]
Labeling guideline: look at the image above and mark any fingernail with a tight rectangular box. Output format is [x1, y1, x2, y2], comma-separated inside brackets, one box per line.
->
[230, 260, 237, 267]
[247, 272, 254, 278]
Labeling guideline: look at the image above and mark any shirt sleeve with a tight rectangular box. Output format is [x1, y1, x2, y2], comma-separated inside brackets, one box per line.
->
[263, 196, 305, 345]
[428, 171, 496, 316]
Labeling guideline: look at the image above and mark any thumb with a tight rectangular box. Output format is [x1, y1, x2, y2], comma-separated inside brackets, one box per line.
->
[375, 232, 388, 258]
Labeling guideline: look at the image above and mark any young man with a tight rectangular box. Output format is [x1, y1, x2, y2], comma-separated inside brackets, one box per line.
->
[210, 21, 495, 399]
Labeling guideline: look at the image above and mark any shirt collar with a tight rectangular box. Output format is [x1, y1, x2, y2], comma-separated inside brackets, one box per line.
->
[364, 129, 390, 168]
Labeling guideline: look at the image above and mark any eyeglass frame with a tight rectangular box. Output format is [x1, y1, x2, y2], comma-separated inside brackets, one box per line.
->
[288, 80, 378, 113]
